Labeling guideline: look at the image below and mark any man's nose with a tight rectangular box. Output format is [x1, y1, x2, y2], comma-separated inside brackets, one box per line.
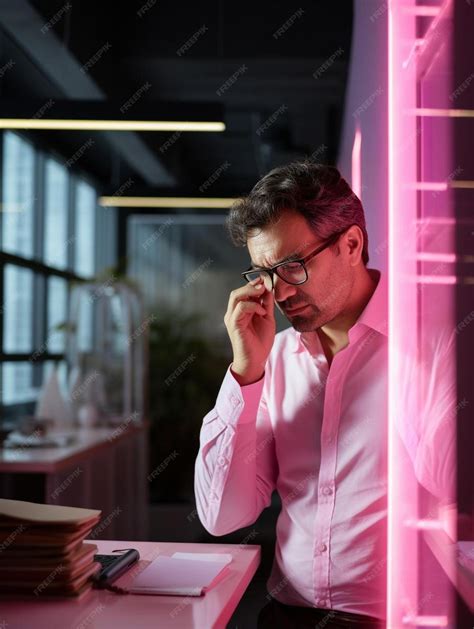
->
[273, 274, 297, 303]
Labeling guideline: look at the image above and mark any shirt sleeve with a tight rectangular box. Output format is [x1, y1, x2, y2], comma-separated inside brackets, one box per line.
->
[194, 364, 278, 536]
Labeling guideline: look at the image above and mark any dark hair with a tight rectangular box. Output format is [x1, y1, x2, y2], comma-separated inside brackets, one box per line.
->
[226, 161, 369, 265]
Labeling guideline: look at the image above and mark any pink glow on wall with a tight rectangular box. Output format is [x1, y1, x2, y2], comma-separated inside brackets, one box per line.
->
[351, 124, 362, 199]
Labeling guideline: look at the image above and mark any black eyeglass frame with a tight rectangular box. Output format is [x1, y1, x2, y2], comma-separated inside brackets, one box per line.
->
[241, 228, 349, 289]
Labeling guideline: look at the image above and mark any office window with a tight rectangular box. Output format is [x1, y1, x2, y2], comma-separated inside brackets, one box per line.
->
[47, 276, 68, 353]
[96, 206, 117, 273]
[2, 362, 38, 405]
[0, 132, 116, 424]
[74, 180, 96, 277]
[77, 292, 94, 353]
[1, 132, 35, 258]
[3, 265, 33, 353]
[44, 158, 69, 270]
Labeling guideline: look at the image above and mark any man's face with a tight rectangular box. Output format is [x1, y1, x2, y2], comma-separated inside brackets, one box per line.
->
[246, 210, 355, 332]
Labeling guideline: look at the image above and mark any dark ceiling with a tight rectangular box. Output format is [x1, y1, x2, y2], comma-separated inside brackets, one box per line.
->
[0, 0, 353, 197]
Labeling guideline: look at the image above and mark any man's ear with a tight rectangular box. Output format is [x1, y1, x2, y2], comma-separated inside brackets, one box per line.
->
[345, 225, 364, 266]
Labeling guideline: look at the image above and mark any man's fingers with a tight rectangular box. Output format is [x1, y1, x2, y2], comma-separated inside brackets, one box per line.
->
[260, 286, 274, 315]
[232, 300, 266, 323]
[227, 282, 265, 317]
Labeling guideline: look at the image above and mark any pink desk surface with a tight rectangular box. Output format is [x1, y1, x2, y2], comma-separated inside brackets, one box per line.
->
[1, 540, 261, 629]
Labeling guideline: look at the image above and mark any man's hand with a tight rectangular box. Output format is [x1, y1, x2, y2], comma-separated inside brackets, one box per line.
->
[224, 278, 276, 385]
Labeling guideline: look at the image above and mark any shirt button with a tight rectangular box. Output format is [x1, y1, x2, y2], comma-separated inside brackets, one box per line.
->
[316, 598, 327, 607]
[321, 486, 333, 496]
[217, 455, 228, 467]
[230, 396, 239, 407]
[318, 543, 327, 553]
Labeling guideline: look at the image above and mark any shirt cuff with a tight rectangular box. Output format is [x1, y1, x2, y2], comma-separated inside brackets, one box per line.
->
[215, 365, 265, 425]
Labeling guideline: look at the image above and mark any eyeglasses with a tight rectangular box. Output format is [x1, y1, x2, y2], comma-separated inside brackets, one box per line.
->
[241, 229, 346, 291]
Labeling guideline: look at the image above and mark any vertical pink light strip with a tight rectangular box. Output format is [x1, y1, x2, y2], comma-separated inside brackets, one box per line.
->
[351, 124, 362, 199]
[387, 1, 456, 626]
[387, 0, 420, 625]
[386, 2, 396, 624]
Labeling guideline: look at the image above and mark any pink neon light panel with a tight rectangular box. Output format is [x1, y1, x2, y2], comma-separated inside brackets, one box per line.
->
[387, 1, 473, 627]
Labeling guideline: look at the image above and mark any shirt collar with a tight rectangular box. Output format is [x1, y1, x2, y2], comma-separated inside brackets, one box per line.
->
[355, 268, 388, 337]
[289, 268, 388, 353]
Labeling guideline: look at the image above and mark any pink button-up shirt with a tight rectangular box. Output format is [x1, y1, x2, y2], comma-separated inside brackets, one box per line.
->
[195, 271, 389, 618]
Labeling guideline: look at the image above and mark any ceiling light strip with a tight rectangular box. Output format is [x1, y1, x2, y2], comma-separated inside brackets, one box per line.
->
[0, 119, 225, 132]
[99, 196, 237, 209]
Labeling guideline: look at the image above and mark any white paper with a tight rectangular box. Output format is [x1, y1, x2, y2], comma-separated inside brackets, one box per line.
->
[171, 552, 233, 564]
[128, 554, 232, 597]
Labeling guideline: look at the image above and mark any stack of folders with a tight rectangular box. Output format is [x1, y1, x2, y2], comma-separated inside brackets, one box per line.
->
[0, 498, 102, 600]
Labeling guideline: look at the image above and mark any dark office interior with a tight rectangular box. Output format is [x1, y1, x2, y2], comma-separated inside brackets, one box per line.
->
[0, 1, 473, 628]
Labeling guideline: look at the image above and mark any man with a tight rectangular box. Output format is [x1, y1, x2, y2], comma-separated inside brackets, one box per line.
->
[194, 162, 388, 628]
